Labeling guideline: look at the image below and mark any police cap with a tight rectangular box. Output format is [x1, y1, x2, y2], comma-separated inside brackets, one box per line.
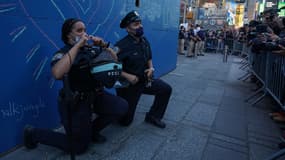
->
[120, 11, 141, 28]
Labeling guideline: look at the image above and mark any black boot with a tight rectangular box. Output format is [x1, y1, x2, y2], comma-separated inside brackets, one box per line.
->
[118, 116, 133, 127]
[144, 113, 166, 129]
[23, 125, 38, 149]
[92, 132, 107, 144]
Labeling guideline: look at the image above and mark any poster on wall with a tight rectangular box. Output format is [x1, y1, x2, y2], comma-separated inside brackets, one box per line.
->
[279, 2, 285, 16]
[198, 8, 205, 19]
[259, 3, 265, 14]
[235, 4, 244, 27]
[199, 0, 219, 7]
[225, 0, 244, 27]
[225, 0, 237, 25]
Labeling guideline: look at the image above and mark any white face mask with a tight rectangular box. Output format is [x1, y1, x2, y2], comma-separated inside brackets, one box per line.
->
[197, 27, 201, 31]
[74, 36, 80, 43]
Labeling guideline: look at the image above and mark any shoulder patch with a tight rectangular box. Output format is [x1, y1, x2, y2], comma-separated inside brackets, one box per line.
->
[52, 52, 64, 62]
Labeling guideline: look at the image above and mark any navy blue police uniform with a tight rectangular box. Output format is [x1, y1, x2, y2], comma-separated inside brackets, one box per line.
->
[197, 30, 206, 41]
[25, 45, 128, 154]
[115, 11, 172, 128]
[188, 28, 196, 41]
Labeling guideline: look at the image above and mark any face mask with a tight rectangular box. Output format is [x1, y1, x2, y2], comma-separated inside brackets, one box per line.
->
[134, 27, 144, 37]
[73, 35, 80, 44]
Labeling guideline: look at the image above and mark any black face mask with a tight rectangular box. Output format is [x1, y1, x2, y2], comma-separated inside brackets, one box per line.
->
[133, 27, 144, 37]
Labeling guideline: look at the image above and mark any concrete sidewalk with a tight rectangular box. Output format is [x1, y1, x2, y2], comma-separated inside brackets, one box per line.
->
[2, 53, 283, 160]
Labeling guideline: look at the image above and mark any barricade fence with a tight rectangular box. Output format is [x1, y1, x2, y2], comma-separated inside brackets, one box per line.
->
[247, 48, 285, 160]
[204, 38, 247, 56]
[266, 53, 285, 106]
[204, 38, 218, 52]
[224, 38, 234, 53]
[247, 48, 285, 109]
[232, 40, 245, 55]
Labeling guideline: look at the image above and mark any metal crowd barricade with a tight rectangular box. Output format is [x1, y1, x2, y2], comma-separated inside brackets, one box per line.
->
[204, 38, 218, 52]
[242, 49, 285, 108]
[224, 38, 234, 53]
[266, 53, 285, 108]
[265, 148, 285, 160]
[240, 43, 248, 57]
[244, 51, 268, 104]
[253, 52, 267, 83]
[215, 39, 224, 54]
[239, 44, 250, 68]
[263, 53, 285, 160]
[232, 40, 244, 55]
[236, 46, 285, 159]
[238, 46, 253, 80]
[239, 48, 285, 159]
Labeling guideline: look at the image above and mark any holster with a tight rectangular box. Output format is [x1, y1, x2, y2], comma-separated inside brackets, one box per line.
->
[58, 88, 80, 111]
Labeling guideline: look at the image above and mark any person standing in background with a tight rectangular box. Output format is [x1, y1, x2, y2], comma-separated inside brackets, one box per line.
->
[178, 25, 186, 54]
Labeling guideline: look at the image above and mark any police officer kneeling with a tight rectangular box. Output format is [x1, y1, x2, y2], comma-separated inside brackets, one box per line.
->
[23, 18, 128, 154]
[115, 11, 172, 128]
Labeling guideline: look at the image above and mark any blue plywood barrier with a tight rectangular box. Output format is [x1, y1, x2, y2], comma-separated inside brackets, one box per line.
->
[0, 0, 179, 154]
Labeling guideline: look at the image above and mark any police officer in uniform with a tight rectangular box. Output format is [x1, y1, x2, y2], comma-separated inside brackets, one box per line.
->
[23, 18, 128, 154]
[186, 24, 196, 57]
[115, 11, 172, 128]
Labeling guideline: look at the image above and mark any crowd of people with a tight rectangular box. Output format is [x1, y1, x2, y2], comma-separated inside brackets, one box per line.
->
[178, 8, 285, 150]
[178, 24, 206, 57]
[245, 8, 285, 149]
[178, 23, 248, 56]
